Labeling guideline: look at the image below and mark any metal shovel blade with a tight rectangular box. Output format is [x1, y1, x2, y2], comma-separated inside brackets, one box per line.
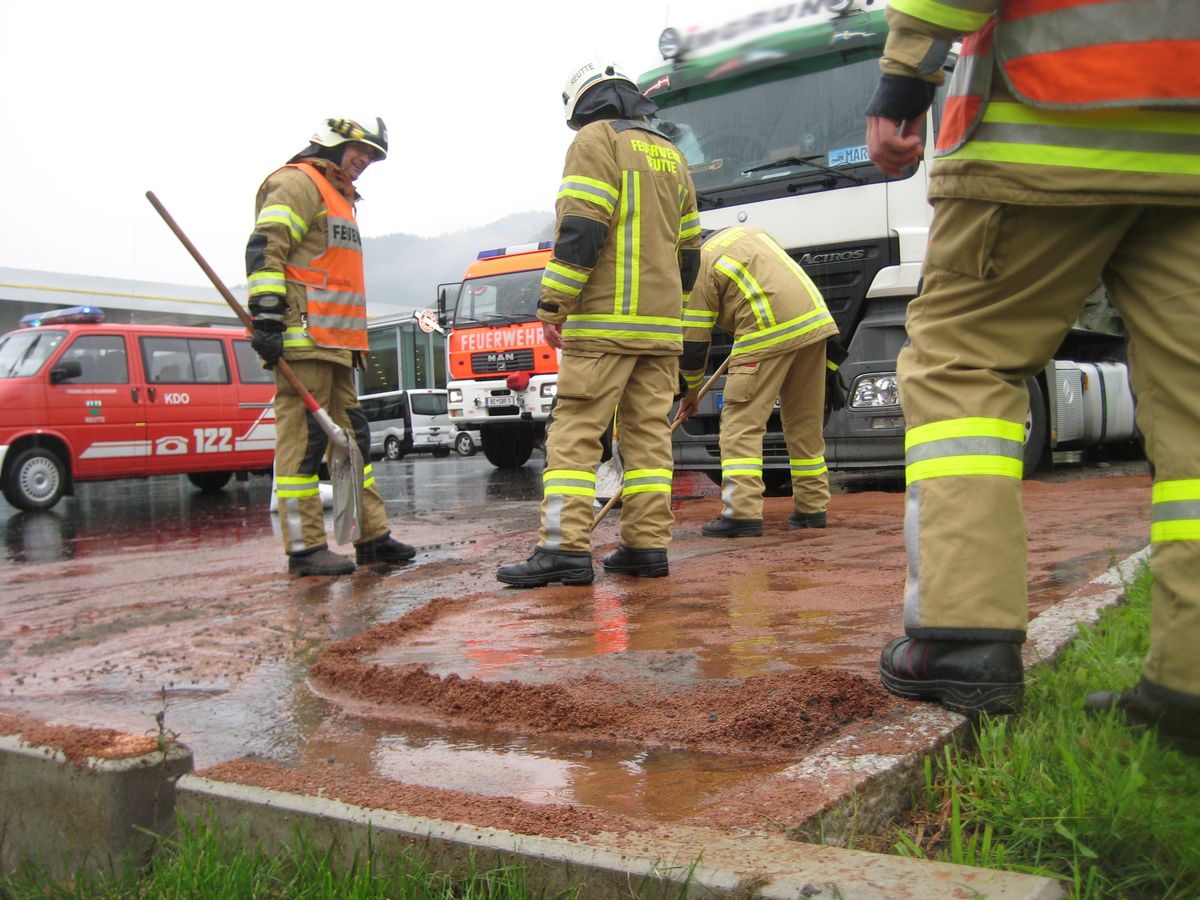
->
[329, 437, 364, 546]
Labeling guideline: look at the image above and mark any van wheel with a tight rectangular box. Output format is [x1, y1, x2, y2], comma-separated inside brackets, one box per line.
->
[455, 432, 476, 457]
[384, 436, 406, 461]
[187, 471, 233, 493]
[4, 447, 66, 511]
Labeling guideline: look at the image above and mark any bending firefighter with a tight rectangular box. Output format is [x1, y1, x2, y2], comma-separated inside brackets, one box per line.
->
[865, 0, 1200, 754]
[678, 226, 839, 537]
[497, 60, 702, 587]
[246, 115, 416, 577]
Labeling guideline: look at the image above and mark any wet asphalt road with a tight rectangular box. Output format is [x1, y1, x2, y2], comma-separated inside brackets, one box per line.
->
[0, 451, 543, 566]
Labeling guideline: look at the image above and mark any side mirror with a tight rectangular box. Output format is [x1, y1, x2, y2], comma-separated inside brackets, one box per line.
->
[50, 359, 83, 384]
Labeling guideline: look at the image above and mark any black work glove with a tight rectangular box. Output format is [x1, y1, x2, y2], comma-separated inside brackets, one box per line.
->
[824, 339, 849, 413]
[250, 319, 285, 369]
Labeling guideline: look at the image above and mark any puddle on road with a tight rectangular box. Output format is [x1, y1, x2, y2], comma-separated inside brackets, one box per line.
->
[295, 708, 792, 824]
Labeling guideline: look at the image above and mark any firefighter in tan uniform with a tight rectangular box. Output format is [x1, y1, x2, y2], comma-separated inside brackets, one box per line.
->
[866, 0, 1200, 752]
[497, 61, 702, 587]
[246, 116, 416, 577]
[678, 226, 838, 537]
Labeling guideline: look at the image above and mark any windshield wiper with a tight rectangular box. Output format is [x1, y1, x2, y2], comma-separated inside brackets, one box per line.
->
[742, 154, 864, 184]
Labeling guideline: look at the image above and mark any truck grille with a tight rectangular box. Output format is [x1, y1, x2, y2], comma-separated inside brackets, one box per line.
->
[472, 349, 534, 374]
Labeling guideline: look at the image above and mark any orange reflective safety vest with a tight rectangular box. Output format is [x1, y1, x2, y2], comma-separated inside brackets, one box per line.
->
[283, 163, 368, 351]
[912, 0, 1200, 157]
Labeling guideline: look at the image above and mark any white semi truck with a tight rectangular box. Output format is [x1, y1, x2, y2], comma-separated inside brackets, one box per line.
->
[639, 0, 1136, 489]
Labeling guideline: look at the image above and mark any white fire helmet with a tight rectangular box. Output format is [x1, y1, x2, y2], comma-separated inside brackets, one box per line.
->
[562, 60, 637, 129]
[310, 116, 388, 160]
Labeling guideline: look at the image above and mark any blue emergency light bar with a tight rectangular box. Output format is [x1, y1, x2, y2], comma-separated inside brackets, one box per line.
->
[476, 241, 553, 260]
[19, 306, 106, 327]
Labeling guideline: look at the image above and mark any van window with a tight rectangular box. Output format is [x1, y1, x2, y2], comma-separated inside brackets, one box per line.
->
[409, 392, 447, 416]
[60, 335, 128, 384]
[0, 329, 66, 378]
[233, 339, 275, 384]
[141, 337, 229, 384]
[361, 394, 404, 423]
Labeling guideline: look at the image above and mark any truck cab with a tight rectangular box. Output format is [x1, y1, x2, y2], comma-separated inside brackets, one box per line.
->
[440, 243, 558, 469]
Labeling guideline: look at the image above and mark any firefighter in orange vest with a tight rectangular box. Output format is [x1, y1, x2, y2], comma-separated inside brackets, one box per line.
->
[678, 226, 839, 537]
[866, 0, 1200, 752]
[246, 116, 416, 577]
[496, 60, 702, 587]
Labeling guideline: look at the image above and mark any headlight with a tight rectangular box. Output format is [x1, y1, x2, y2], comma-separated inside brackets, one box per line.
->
[448, 389, 462, 403]
[540, 383, 557, 398]
[850, 374, 900, 409]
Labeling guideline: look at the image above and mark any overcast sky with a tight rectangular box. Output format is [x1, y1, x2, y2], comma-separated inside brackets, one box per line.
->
[1, 0, 741, 292]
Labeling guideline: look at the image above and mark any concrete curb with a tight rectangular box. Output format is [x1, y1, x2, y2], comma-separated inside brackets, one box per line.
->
[0, 736, 193, 878]
[175, 774, 1064, 898]
[782, 548, 1147, 842]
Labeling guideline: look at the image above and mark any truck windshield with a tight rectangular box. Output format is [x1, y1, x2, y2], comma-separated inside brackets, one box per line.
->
[0, 329, 66, 378]
[649, 52, 890, 202]
[451, 269, 542, 327]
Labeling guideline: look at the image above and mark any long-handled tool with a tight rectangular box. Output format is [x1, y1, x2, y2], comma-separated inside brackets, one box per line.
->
[591, 354, 733, 531]
[145, 191, 363, 545]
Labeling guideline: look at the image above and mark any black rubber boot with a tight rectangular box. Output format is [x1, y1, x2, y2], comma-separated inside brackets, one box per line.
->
[497, 547, 594, 587]
[879, 636, 1024, 716]
[788, 510, 827, 529]
[355, 534, 417, 565]
[701, 516, 763, 538]
[603, 545, 668, 578]
[1085, 677, 1200, 755]
[288, 546, 355, 577]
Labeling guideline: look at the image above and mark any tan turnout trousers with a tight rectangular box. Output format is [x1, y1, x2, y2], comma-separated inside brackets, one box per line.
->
[273, 359, 389, 554]
[538, 351, 677, 552]
[901, 198, 1200, 698]
[718, 343, 829, 521]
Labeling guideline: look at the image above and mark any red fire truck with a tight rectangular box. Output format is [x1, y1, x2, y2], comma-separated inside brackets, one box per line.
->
[439, 243, 558, 469]
[0, 306, 276, 510]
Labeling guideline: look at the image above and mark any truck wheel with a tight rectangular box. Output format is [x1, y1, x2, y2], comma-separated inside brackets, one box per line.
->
[1023, 376, 1049, 477]
[187, 471, 233, 493]
[4, 447, 66, 511]
[384, 436, 406, 461]
[762, 470, 793, 497]
[481, 424, 534, 469]
[455, 432, 476, 457]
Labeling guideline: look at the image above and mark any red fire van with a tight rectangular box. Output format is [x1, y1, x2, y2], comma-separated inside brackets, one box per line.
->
[0, 306, 276, 511]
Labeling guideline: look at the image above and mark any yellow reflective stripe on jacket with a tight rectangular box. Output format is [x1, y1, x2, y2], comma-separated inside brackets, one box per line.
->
[944, 102, 1200, 176]
[558, 174, 619, 215]
[790, 456, 828, 477]
[255, 204, 310, 244]
[722, 457, 763, 478]
[681, 308, 717, 329]
[543, 469, 597, 497]
[561, 313, 682, 342]
[731, 308, 836, 357]
[680, 208, 701, 242]
[283, 326, 314, 348]
[623, 468, 673, 495]
[890, 0, 993, 34]
[248, 270, 287, 298]
[614, 170, 642, 315]
[715, 255, 774, 330]
[683, 370, 705, 389]
[362, 463, 375, 490]
[1151, 479, 1200, 543]
[755, 232, 829, 314]
[275, 474, 319, 498]
[542, 260, 588, 297]
[905, 417, 1024, 485]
